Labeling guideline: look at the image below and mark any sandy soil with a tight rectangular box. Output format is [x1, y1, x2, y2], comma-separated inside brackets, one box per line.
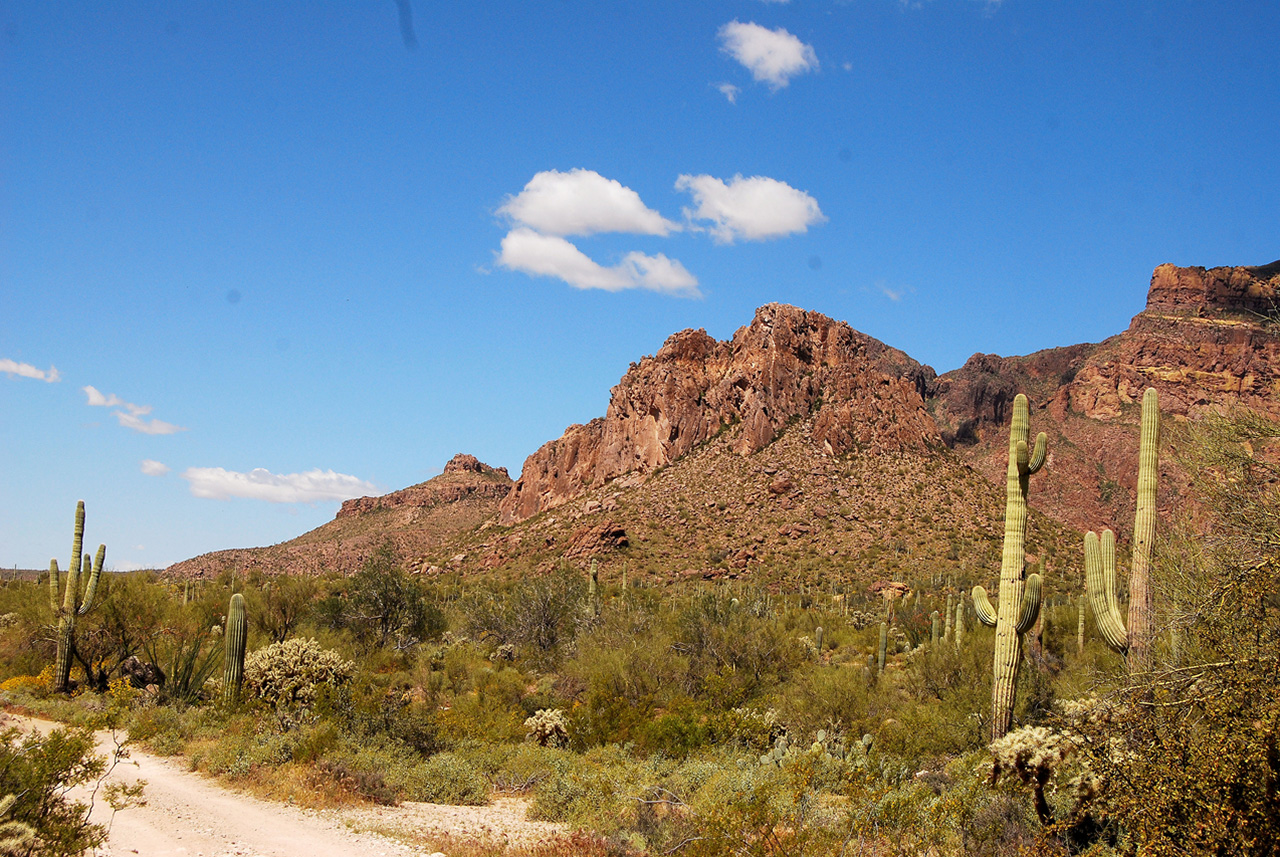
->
[3, 713, 567, 857]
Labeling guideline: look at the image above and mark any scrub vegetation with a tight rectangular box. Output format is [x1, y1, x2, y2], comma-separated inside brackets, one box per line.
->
[1, 404, 1276, 856]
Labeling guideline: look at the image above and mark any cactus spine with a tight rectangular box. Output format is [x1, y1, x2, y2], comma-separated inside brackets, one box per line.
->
[50, 501, 106, 693]
[1084, 387, 1159, 672]
[223, 593, 247, 705]
[974, 394, 1047, 739]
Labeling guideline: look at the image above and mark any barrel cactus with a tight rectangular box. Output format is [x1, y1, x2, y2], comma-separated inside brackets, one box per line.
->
[1084, 387, 1159, 671]
[974, 393, 1047, 739]
[49, 501, 106, 693]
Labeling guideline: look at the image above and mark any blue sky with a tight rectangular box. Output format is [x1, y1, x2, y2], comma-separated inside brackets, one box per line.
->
[2, 1, 1276, 570]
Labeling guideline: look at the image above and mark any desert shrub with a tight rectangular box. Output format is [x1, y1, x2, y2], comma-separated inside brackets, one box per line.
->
[341, 544, 445, 652]
[243, 638, 353, 709]
[493, 742, 568, 793]
[312, 757, 398, 805]
[404, 752, 489, 805]
[0, 725, 121, 857]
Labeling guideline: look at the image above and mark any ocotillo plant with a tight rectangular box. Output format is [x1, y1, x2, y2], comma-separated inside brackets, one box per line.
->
[974, 393, 1047, 739]
[49, 501, 106, 693]
[1085, 387, 1159, 672]
[223, 593, 248, 705]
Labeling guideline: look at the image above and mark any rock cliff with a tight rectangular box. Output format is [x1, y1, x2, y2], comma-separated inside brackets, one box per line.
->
[498, 304, 940, 525]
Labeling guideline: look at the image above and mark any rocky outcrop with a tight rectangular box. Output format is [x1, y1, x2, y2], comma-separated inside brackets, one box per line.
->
[933, 260, 1280, 535]
[1144, 261, 1280, 316]
[499, 304, 940, 524]
[1059, 262, 1280, 420]
[338, 455, 510, 518]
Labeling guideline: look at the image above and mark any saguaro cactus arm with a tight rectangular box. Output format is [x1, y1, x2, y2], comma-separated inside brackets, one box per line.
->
[78, 544, 106, 616]
[973, 571, 1043, 634]
[1082, 387, 1159, 667]
[1084, 529, 1128, 654]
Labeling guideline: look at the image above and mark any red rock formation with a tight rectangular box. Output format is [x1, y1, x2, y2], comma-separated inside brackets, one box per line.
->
[499, 304, 940, 524]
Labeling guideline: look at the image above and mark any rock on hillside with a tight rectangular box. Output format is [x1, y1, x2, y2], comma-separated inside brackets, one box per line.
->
[499, 304, 941, 525]
[165, 454, 511, 579]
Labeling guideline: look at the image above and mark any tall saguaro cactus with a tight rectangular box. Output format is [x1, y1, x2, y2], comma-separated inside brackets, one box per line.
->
[223, 593, 248, 705]
[1084, 387, 1159, 672]
[974, 394, 1047, 740]
[49, 501, 106, 693]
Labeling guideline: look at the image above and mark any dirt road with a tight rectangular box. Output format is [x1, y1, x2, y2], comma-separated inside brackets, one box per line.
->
[5, 714, 567, 857]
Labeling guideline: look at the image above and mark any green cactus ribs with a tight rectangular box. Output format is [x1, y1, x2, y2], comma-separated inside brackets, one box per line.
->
[977, 393, 1047, 740]
[49, 501, 106, 693]
[223, 593, 248, 705]
[1084, 387, 1159, 671]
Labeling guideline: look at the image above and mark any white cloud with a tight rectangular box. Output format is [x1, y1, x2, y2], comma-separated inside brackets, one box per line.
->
[140, 459, 170, 476]
[181, 467, 378, 503]
[115, 411, 187, 435]
[497, 228, 700, 297]
[84, 385, 187, 435]
[1, 359, 60, 383]
[84, 386, 127, 409]
[675, 173, 825, 243]
[498, 169, 679, 237]
[718, 21, 818, 90]
[716, 82, 741, 104]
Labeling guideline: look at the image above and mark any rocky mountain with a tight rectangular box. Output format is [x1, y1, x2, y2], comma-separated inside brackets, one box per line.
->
[165, 260, 1279, 591]
[499, 304, 939, 525]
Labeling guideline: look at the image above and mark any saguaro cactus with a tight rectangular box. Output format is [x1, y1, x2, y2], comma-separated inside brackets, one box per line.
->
[1077, 594, 1086, 654]
[954, 596, 965, 651]
[1084, 387, 1159, 672]
[931, 611, 941, 646]
[974, 393, 1047, 740]
[586, 559, 600, 617]
[223, 593, 248, 705]
[49, 501, 106, 693]
[877, 622, 888, 674]
[814, 625, 824, 658]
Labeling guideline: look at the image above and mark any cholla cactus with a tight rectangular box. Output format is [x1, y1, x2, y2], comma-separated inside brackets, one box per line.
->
[524, 708, 569, 748]
[0, 794, 36, 856]
[989, 724, 1077, 825]
[243, 638, 353, 709]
